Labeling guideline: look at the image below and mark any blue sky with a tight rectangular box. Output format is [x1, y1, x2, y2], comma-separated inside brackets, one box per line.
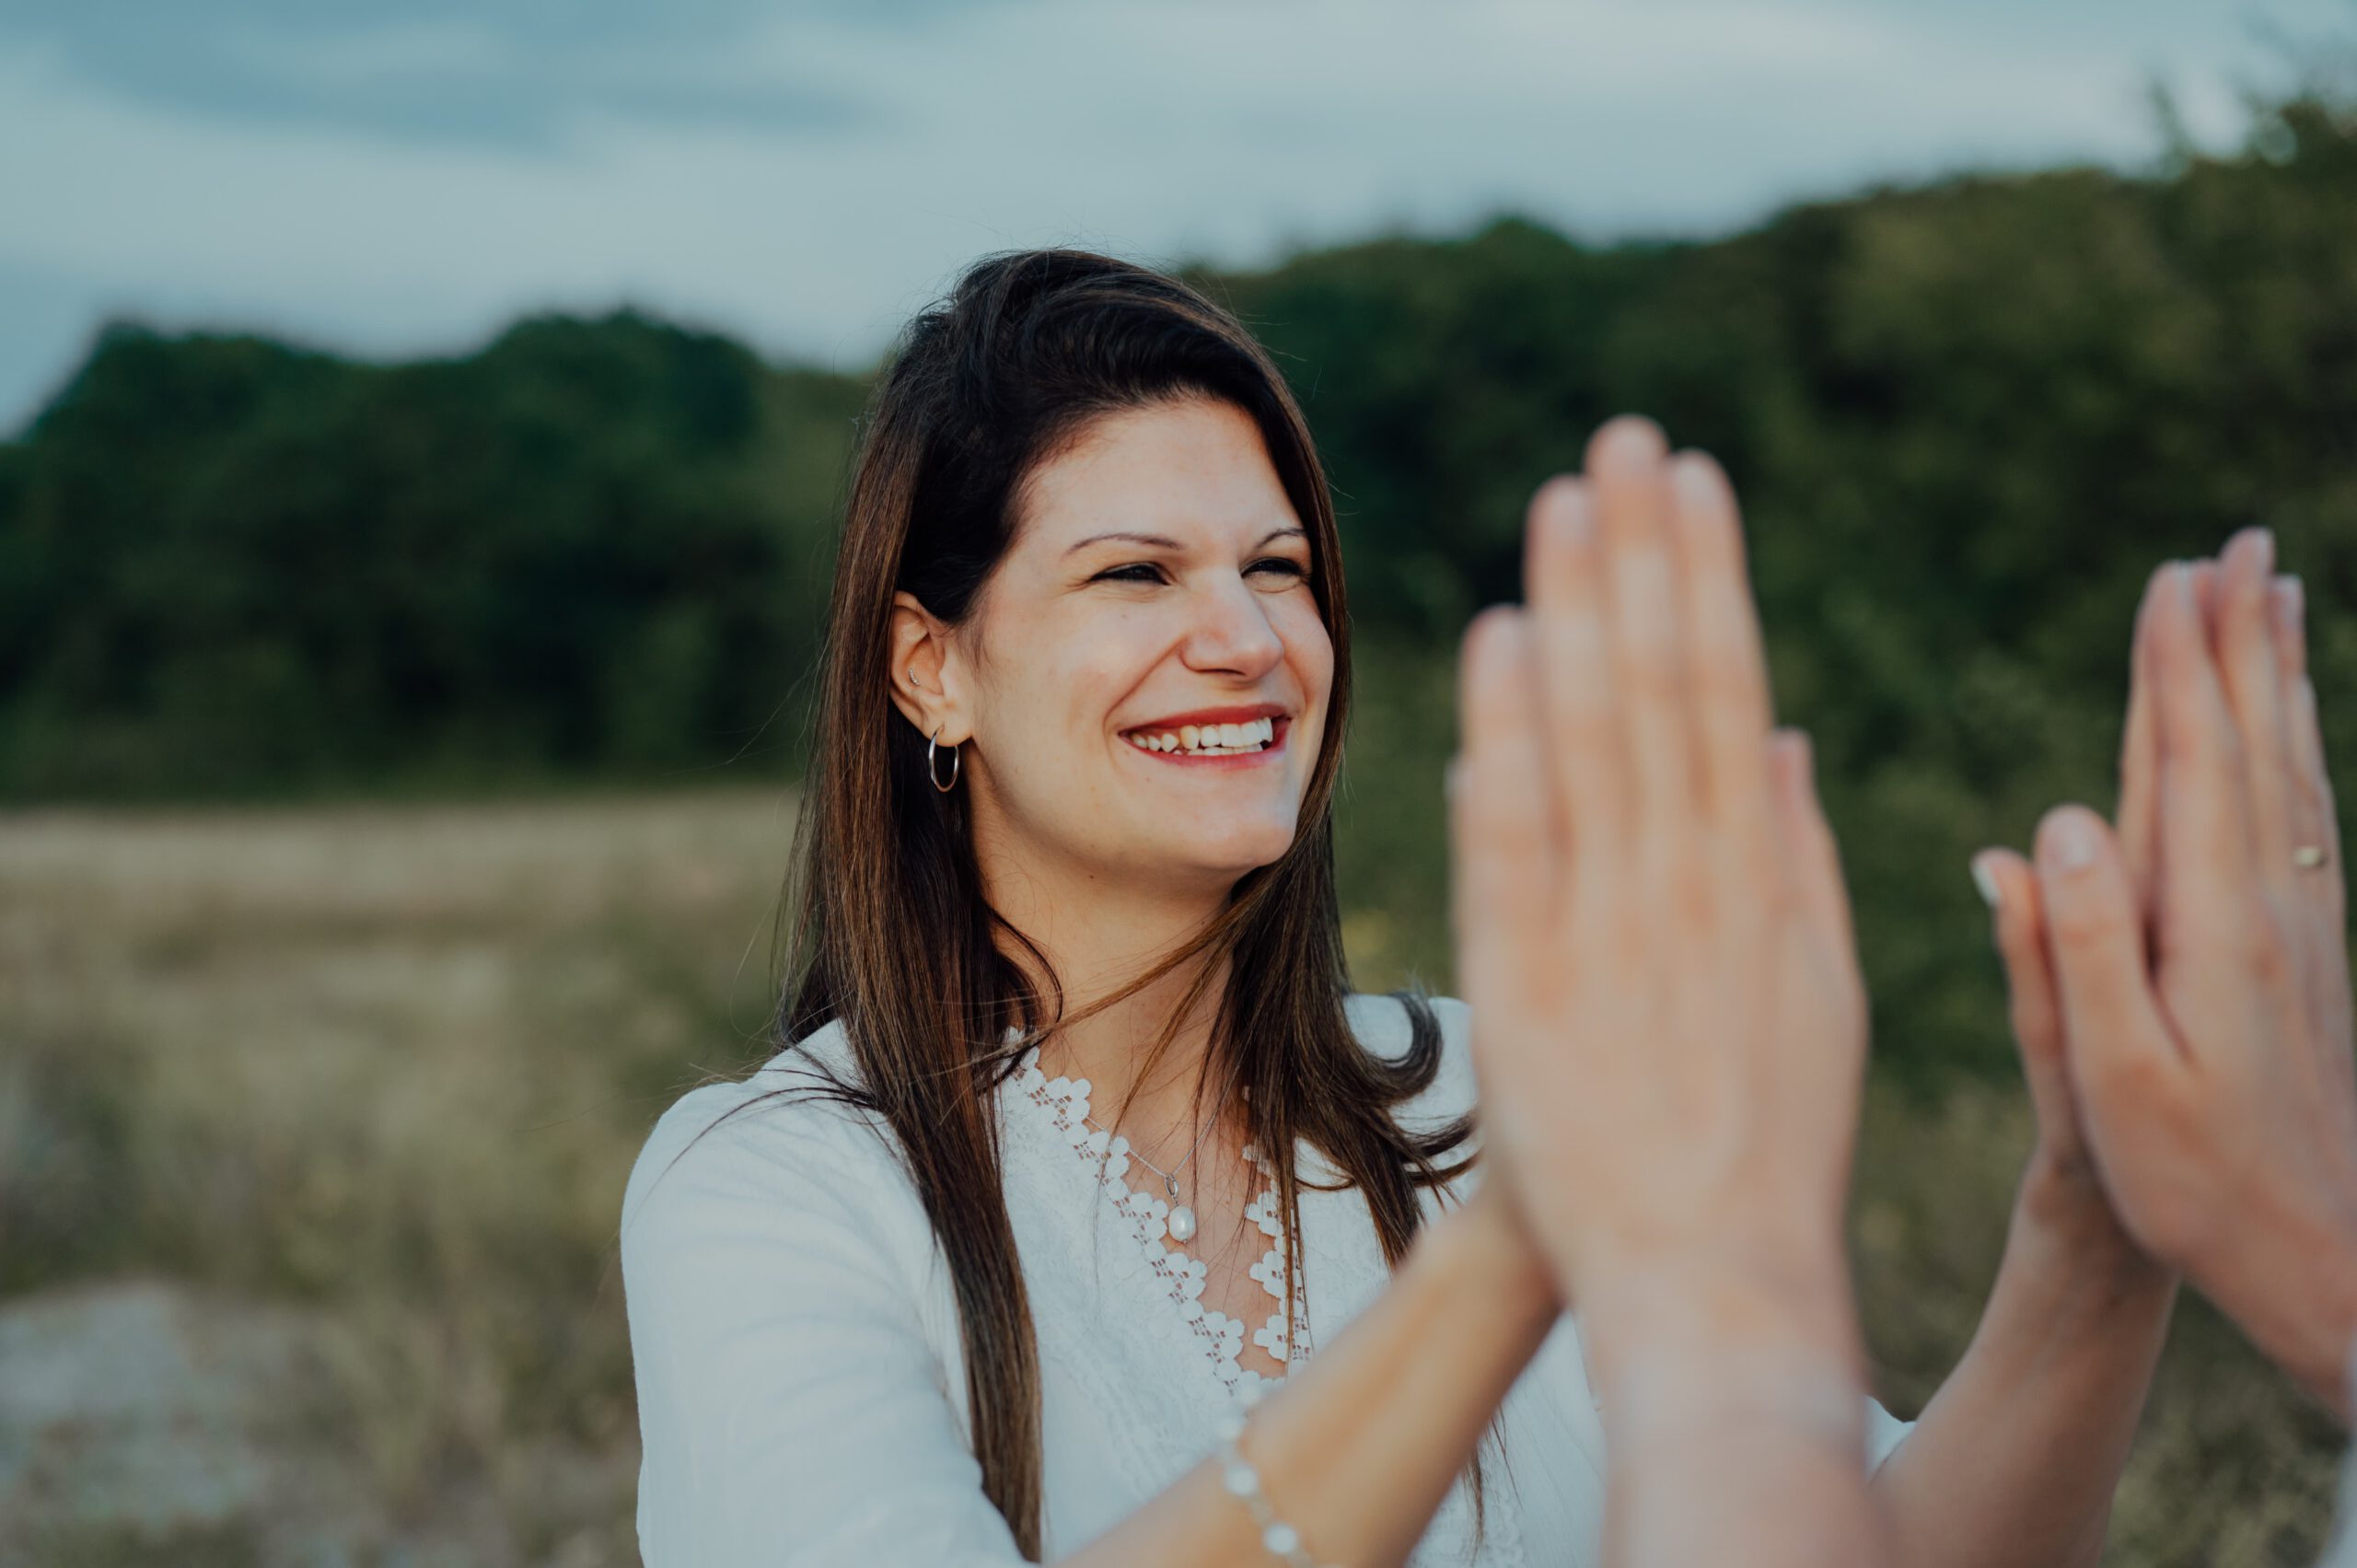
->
[0, 0, 2343, 434]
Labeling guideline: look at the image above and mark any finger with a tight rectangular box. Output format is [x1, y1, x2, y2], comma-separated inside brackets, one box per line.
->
[2273, 578, 2341, 900]
[2118, 563, 2170, 922]
[1669, 450, 1780, 873]
[2293, 674, 2345, 920]
[2149, 560, 2270, 966]
[1585, 416, 1703, 836]
[2262, 568, 2357, 1105]
[1768, 728, 1857, 968]
[2269, 575, 2346, 983]
[1974, 846, 2085, 1164]
[2268, 575, 2305, 690]
[1453, 608, 1559, 947]
[2290, 670, 2357, 1106]
[2276, 579, 2354, 1087]
[1524, 475, 1629, 880]
[2031, 806, 2189, 1109]
[2211, 529, 2306, 913]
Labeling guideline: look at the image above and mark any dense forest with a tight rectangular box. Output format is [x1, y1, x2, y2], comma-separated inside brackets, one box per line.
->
[6, 85, 2353, 1085]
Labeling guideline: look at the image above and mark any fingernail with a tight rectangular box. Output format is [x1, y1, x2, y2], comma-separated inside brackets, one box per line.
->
[1596, 414, 1669, 467]
[2252, 527, 2277, 575]
[1543, 482, 1593, 549]
[2040, 810, 2099, 872]
[2285, 574, 2305, 633]
[1969, 853, 2002, 912]
[1469, 604, 1524, 660]
[2174, 562, 2198, 615]
[1671, 451, 1720, 506]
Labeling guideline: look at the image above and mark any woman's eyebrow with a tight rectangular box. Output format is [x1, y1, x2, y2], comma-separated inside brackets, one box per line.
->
[1063, 527, 1305, 558]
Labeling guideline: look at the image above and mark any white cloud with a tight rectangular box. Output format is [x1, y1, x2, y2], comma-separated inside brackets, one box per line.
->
[0, 0, 2332, 431]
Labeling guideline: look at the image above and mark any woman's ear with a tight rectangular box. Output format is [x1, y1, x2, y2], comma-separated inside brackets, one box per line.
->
[888, 591, 968, 744]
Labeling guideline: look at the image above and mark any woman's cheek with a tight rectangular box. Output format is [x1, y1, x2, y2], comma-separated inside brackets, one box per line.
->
[1282, 608, 1339, 707]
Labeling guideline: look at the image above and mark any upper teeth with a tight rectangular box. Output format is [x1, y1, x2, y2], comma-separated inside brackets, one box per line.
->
[1126, 716, 1277, 754]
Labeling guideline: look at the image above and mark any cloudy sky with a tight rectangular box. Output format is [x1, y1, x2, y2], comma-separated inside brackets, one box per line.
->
[0, 0, 2341, 434]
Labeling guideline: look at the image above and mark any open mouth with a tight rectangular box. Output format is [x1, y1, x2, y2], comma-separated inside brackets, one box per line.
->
[1120, 714, 1290, 763]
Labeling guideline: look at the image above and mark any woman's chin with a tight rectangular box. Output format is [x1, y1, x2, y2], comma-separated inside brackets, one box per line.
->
[1121, 823, 1296, 886]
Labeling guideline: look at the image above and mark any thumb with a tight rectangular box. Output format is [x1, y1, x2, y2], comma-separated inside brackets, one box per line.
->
[1975, 846, 2084, 1162]
[2031, 805, 2184, 1110]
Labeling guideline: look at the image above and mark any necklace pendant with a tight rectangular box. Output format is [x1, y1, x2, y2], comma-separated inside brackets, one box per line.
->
[1161, 1171, 1197, 1242]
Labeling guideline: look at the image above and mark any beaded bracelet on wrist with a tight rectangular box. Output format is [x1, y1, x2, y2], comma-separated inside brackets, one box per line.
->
[1215, 1383, 1343, 1568]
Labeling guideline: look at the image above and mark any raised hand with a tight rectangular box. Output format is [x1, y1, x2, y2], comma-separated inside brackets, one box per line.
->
[1968, 563, 2180, 1295]
[1991, 530, 2357, 1416]
[1446, 415, 1870, 1377]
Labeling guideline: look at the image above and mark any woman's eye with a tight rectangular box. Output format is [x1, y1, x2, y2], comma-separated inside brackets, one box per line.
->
[1091, 559, 1308, 586]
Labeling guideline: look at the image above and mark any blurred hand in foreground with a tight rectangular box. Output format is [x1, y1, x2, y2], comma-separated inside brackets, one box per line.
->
[1446, 416, 1874, 1442]
[1977, 531, 2357, 1418]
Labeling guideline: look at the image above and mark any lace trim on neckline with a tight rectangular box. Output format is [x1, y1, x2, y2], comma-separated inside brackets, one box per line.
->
[1012, 1051, 1309, 1398]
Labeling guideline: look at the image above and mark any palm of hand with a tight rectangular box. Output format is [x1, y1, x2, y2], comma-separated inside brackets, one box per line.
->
[2108, 541, 2357, 1273]
[1469, 847, 1867, 1294]
[1982, 532, 2357, 1389]
[1447, 417, 1869, 1307]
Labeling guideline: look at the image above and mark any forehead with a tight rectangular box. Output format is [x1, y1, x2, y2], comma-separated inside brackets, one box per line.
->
[1015, 397, 1300, 550]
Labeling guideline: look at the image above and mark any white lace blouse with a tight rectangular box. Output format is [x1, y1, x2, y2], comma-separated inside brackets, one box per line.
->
[620, 991, 1913, 1566]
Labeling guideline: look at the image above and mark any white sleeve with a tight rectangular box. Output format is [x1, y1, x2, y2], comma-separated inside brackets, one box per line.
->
[1864, 1394, 1913, 1475]
[621, 1084, 1029, 1568]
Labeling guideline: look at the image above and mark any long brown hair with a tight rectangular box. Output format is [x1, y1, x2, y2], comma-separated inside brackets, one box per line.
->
[747, 249, 1490, 1556]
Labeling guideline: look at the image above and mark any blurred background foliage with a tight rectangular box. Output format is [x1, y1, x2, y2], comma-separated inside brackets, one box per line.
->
[6, 78, 2357, 1568]
[11, 84, 2357, 1089]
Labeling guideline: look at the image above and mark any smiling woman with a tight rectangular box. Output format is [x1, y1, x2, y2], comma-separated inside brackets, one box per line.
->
[894, 393, 1334, 898]
[614, 250, 1909, 1568]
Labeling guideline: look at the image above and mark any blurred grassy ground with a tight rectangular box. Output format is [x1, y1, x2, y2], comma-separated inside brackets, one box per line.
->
[0, 783, 2341, 1564]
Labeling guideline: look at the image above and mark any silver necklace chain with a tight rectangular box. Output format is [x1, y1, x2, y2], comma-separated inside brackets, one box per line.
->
[1078, 1076, 1239, 1244]
[1079, 1079, 1234, 1190]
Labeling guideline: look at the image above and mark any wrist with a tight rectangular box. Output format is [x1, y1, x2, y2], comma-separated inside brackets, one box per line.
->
[2004, 1162, 2179, 1325]
[1435, 1179, 1562, 1332]
[1581, 1260, 1874, 1488]
[1576, 1242, 1866, 1407]
[1605, 1330, 1870, 1466]
[2212, 1179, 2357, 1420]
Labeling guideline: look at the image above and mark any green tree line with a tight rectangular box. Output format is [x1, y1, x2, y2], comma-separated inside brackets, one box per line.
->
[5, 85, 2352, 1082]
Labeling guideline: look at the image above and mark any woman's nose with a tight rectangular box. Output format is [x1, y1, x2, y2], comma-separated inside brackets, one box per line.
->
[1181, 576, 1285, 675]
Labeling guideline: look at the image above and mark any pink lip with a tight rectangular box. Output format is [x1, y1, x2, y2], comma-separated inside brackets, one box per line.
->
[1120, 701, 1291, 732]
[1122, 714, 1293, 771]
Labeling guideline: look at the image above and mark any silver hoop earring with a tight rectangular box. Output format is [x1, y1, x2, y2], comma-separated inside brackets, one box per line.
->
[928, 725, 961, 793]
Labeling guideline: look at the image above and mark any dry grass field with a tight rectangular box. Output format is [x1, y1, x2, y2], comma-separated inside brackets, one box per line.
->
[0, 788, 2341, 1565]
[2, 789, 797, 1566]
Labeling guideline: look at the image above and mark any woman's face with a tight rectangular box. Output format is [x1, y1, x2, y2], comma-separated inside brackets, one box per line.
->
[900, 395, 1334, 900]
